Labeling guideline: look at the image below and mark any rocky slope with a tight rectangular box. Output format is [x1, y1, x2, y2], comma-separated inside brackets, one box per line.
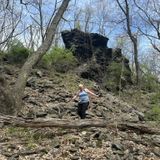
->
[0, 65, 160, 160]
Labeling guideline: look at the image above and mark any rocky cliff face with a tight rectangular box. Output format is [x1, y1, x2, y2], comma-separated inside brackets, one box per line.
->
[61, 29, 132, 90]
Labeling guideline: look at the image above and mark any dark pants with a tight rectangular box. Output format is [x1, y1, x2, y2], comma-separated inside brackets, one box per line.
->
[77, 102, 89, 119]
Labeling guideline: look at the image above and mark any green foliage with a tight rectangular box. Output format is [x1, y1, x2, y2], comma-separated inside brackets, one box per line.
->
[145, 92, 160, 121]
[151, 92, 160, 104]
[140, 65, 160, 92]
[151, 105, 160, 121]
[7, 127, 30, 138]
[6, 39, 30, 63]
[104, 61, 130, 91]
[109, 62, 122, 77]
[0, 51, 4, 60]
[42, 47, 78, 72]
[32, 131, 55, 140]
[104, 62, 121, 91]
[6, 127, 56, 149]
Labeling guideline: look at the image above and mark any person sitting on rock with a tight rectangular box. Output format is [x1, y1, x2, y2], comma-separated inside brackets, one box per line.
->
[71, 84, 99, 119]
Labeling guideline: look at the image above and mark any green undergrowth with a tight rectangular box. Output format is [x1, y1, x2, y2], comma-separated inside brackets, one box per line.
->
[120, 88, 147, 105]
[3, 127, 93, 151]
[5, 127, 56, 149]
[104, 61, 131, 92]
[145, 92, 160, 121]
[0, 51, 5, 61]
[6, 39, 30, 63]
[140, 64, 160, 92]
[121, 88, 160, 122]
[41, 47, 78, 73]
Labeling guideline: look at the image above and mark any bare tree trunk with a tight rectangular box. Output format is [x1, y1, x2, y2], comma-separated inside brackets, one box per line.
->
[125, 0, 140, 85]
[133, 41, 140, 85]
[2, 0, 70, 115]
[116, 0, 140, 85]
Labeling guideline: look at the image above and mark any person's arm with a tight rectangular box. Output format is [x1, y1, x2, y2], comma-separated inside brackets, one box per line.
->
[69, 91, 79, 102]
[72, 94, 78, 100]
[85, 88, 99, 97]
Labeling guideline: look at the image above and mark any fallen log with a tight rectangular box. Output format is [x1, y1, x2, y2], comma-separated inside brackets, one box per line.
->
[0, 115, 160, 135]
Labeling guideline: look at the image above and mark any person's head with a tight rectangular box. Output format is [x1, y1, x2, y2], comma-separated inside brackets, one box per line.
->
[79, 84, 84, 90]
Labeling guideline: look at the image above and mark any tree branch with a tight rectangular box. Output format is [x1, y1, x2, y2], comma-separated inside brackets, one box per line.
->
[20, 0, 29, 5]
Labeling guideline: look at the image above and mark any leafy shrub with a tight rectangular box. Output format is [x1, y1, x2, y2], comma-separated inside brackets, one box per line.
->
[140, 65, 160, 92]
[6, 39, 30, 63]
[42, 47, 78, 72]
[145, 92, 160, 121]
[141, 74, 159, 92]
[151, 105, 160, 121]
[104, 61, 131, 91]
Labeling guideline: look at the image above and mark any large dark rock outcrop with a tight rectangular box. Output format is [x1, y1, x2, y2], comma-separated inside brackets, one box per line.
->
[61, 29, 132, 90]
[61, 29, 111, 65]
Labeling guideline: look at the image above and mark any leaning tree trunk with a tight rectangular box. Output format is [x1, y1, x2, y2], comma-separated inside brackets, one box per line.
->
[1, 0, 70, 115]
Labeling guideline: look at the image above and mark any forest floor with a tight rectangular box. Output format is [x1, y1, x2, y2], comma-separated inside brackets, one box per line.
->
[0, 64, 160, 160]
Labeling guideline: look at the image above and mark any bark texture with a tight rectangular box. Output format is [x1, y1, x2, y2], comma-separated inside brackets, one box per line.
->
[116, 0, 140, 84]
[2, 0, 70, 115]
